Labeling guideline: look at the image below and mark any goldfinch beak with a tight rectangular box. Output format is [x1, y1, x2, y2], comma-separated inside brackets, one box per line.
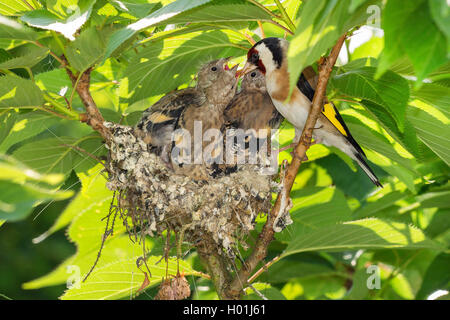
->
[236, 61, 258, 78]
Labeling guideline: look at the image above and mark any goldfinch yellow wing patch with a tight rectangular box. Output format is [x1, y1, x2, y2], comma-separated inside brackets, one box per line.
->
[322, 103, 348, 137]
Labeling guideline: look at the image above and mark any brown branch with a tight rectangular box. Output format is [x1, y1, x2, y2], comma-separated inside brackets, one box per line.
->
[223, 33, 347, 300]
[63, 60, 111, 141]
[197, 242, 233, 300]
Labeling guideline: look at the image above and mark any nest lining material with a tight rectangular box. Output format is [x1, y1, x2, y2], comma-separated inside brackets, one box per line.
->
[104, 122, 293, 255]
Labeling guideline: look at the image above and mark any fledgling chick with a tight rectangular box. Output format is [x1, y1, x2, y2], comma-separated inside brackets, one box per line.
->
[224, 70, 283, 161]
[225, 69, 283, 135]
[239, 37, 382, 187]
[136, 58, 238, 181]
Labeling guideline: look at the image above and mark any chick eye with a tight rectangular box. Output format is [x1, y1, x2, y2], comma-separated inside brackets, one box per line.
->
[211, 66, 217, 71]
[250, 72, 256, 78]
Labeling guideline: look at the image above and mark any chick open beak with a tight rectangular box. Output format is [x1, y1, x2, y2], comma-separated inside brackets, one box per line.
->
[236, 61, 258, 78]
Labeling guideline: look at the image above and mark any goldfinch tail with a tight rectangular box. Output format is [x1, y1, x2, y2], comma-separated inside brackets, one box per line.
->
[354, 153, 382, 188]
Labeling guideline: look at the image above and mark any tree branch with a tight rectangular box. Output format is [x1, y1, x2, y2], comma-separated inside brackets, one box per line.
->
[64, 61, 111, 142]
[223, 33, 347, 300]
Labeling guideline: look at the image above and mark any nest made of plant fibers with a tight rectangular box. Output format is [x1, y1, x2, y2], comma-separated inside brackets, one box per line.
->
[103, 122, 292, 257]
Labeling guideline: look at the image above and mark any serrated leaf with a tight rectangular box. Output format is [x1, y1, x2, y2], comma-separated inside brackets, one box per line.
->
[354, 191, 408, 218]
[125, 30, 246, 102]
[65, 26, 111, 72]
[378, 0, 447, 84]
[0, 15, 38, 41]
[407, 103, 450, 165]
[277, 187, 351, 242]
[104, 0, 212, 60]
[0, 111, 62, 152]
[36, 164, 112, 242]
[12, 135, 104, 176]
[412, 83, 450, 118]
[343, 114, 416, 171]
[0, 158, 73, 222]
[35, 68, 72, 93]
[331, 67, 410, 131]
[358, 100, 421, 159]
[243, 283, 286, 300]
[0, 154, 64, 185]
[0, 0, 39, 16]
[20, 1, 96, 41]
[416, 253, 450, 299]
[60, 255, 197, 300]
[0, 46, 48, 69]
[288, 0, 379, 96]
[0, 75, 44, 107]
[429, 0, 450, 47]
[282, 218, 443, 258]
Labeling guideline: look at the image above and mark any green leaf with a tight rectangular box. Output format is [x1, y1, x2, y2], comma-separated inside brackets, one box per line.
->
[104, 0, 212, 60]
[354, 190, 408, 218]
[65, 26, 112, 72]
[60, 254, 198, 300]
[0, 156, 72, 221]
[428, 0, 450, 52]
[412, 83, 450, 118]
[378, 0, 447, 84]
[261, 253, 336, 284]
[359, 100, 421, 159]
[35, 68, 72, 93]
[418, 191, 450, 209]
[12, 135, 104, 176]
[343, 115, 416, 171]
[0, 15, 38, 41]
[0, 75, 44, 107]
[125, 30, 246, 102]
[20, 1, 97, 41]
[288, 0, 378, 95]
[0, 154, 65, 185]
[34, 164, 112, 242]
[277, 187, 351, 242]
[0, 111, 62, 153]
[0, 0, 39, 16]
[0, 46, 48, 69]
[407, 103, 450, 165]
[331, 67, 410, 131]
[243, 283, 286, 300]
[416, 253, 450, 299]
[282, 218, 443, 258]
[0, 180, 72, 220]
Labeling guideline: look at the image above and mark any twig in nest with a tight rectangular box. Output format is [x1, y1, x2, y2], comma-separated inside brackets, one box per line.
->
[84, 191, 117, 282]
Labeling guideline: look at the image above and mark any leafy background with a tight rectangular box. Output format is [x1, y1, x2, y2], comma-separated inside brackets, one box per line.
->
[0, 0, 449, 300]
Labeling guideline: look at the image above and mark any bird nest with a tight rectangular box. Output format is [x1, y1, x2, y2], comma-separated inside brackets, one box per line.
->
[103, 122, 282, 257]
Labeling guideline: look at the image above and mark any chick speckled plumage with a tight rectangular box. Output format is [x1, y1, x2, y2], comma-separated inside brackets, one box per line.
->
[225, 69, 283, 136]
[240, 37, 382, 187]
[135, 58, 238, 181]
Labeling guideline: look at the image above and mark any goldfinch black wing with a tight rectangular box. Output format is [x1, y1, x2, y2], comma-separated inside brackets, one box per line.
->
[297, 67, 382, 187]
[296, 68, 365, 156]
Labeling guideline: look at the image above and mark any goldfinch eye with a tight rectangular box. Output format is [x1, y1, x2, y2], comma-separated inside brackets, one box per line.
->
[211, 66, 217, 71]
[250, 72, 256, 78]
[251, 52, 259, 62]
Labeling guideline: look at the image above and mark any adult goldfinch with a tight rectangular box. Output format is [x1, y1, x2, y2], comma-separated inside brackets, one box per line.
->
[239, 37, 382, 187]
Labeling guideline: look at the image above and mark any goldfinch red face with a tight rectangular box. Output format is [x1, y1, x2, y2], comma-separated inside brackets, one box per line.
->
[239, 37, 288, 77]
